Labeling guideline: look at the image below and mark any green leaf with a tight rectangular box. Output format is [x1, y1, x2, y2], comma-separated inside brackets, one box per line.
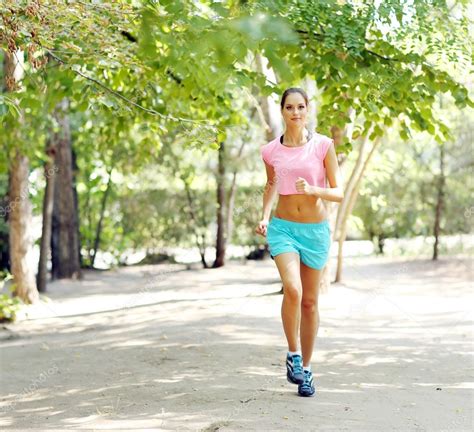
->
[0, 103, 8, 117]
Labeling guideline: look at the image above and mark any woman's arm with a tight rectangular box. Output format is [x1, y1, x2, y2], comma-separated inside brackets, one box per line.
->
[262, 161, 278, 220]
[310, 140, 344, 202]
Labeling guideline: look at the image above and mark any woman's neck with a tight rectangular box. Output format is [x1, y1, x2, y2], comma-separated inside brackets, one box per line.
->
[283, 127, 308, 147]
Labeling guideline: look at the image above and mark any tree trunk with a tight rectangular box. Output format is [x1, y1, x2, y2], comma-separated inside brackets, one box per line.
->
[378, 235, 385, 254]
[0, 182, 10, 272]
[4, 49, 39, 303]
[226, 171, 238, 247]
[318, 125, 346, 293]
[253, 55, 282, 291]
[213, 141, 227, 268]
[335, 136, 382, 282]
[335, 176, 362, 282]
[173, 150, 210, 268]
[37, 140, 57, 292]
[334, 129, 372, 239]
[90, 165, 113, 268]
[51, 98, 82, 280]
[8, 151, 39, 303]
[255, 54, 278, 141]
[226, 137, 247, 246]
[83, 185, 93, 265]
[433, 141, 445, 260]
[72, 148, 83, 268]
[182, 182, 209, 268]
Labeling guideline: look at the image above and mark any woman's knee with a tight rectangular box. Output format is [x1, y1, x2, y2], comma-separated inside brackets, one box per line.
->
[301, 297, 318, 313]
[283, 282, 302, 303]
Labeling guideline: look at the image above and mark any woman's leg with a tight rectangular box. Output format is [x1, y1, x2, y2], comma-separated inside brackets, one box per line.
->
[273, 252, 302, 351]
[299, 261, 323, 367]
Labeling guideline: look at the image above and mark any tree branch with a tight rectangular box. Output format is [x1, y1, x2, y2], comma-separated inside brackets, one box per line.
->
[43, 48, 215, 127]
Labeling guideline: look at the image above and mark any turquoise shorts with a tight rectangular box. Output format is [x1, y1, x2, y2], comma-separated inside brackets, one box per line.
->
[267, 216, 331, 270]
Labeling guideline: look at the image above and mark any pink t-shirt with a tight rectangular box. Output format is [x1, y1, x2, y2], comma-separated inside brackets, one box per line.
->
[261, 132, 334, 195]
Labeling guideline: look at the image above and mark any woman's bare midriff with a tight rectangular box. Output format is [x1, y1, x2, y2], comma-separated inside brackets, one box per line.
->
[274, 194, 328, 223]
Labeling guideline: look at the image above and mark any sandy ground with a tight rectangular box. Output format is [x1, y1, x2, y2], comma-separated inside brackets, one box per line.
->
[0, 255, 472, 432]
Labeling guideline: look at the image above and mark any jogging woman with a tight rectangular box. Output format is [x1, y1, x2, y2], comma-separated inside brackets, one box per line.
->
[255, 87, 343, 397]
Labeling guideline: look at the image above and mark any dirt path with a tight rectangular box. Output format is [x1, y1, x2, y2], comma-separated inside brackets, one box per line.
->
[0, 255, 472, 431]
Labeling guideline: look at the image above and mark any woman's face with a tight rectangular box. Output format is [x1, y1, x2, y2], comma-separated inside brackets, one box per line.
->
[281, 93, 307, 128]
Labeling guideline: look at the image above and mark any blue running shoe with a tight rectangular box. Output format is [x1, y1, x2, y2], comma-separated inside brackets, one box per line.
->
[298, 369, 316, 397]
[286, 353, 304, 384]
